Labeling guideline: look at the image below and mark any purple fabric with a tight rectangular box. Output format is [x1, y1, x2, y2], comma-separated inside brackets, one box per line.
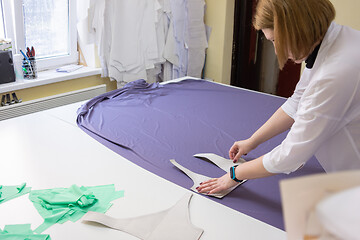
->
[77, 79, 324, 230]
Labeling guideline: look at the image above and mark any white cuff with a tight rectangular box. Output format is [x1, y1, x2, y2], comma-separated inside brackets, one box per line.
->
[263, 150, 292, 174]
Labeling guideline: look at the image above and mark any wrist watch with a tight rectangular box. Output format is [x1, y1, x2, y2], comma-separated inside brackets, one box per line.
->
[230, 165, 243, 182]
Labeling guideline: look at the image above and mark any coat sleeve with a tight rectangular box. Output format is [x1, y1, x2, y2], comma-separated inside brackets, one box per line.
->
[281, 69, 311, 119]
[263, 70, 359, 174]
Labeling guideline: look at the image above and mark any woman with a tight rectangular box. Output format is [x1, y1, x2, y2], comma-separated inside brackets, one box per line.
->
[197, 0, 360, 194]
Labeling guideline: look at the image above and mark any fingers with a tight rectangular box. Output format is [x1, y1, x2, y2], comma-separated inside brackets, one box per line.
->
[196, 179, 220, 194]
[198, 183, 225, 195]
[196, 178, 227, 194]
[229, 151, 234, 160]
[231, 150, 247, 163]
[229, 141, 249, 162]
[196, 172, 237, 195]
[208, 186, 223, 195]
[229, 150, 235, 160]
[233, 152, 244, 163]
[196, 179, 216, 193]
[229, 143, 239, 160]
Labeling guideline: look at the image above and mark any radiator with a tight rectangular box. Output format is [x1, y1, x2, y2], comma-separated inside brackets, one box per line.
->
[0, 84, 106, 121]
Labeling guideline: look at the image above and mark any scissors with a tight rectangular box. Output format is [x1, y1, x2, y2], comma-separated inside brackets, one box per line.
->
[26, 46, 35, 57]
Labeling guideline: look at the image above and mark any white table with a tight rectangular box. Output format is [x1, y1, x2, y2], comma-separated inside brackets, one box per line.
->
[0, 101, 285, 239]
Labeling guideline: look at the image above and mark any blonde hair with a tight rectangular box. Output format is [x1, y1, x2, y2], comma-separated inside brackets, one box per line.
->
[253, 0, 335, 69]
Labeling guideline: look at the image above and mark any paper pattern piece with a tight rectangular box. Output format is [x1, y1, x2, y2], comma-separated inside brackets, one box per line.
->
[0, 224, 51, 240]
[29, 184, 124, 233]
[0, 183, 31, 204]
[193, 153, 246, 171]
[171, 153, 247, 198]
[82, 193, 203, 240]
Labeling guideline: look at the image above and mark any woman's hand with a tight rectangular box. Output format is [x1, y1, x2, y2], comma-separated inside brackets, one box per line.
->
[229, 139, 256, 163]
[196, 173, 237, 195]
[229, 107, 295, 163]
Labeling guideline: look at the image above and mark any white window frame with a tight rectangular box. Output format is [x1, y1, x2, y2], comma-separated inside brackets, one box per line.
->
[2, 0, 78, 71]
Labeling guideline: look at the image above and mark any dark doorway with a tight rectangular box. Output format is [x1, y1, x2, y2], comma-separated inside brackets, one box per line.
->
[277, 61, 302, 98]
[231, 0, 259, 91]
[231, 0, 301, 98]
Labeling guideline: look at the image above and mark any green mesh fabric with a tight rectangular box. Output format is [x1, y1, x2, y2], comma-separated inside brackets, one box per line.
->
[0, 224, 51, 240]
[29, 184, 124, 233]
[0, 183, 31, 204]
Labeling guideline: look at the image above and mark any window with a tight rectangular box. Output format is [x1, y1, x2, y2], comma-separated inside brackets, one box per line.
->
[2, 0, 77, 70]
[0, 2, 5, 39]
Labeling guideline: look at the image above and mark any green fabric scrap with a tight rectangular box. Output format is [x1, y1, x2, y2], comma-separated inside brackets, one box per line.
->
[29, 184, 124, 233]
[0, 224, 51, 240]
[0, 183, 31, 204]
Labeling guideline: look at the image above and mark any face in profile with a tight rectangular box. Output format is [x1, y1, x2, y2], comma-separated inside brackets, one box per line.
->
[262, 28, 306, 64]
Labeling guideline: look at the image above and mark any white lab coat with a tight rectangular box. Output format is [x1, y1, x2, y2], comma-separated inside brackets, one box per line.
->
[263, 22, 360, 174]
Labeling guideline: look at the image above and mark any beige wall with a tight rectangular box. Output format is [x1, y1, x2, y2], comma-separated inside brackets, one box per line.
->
[300, 0, 360, 72]
[4, 75, 116, 102]
[204, 0, 235, 85]
[331, 0, 360, 30]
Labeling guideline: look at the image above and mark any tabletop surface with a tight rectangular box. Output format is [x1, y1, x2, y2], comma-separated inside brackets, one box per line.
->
[0, 100, 286, 239]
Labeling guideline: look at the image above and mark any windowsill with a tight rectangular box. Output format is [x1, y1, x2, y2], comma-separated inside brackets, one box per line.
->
[0, 66, 102, 94]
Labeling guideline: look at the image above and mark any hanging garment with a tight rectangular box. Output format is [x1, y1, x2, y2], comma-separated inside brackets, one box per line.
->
[171, 153, 247, 198]
[185, 0, 208, 78]
[169, 0, 208, 79]
[169, 0, 188, 78]
[0, 224, 51, 240]
[89, 0, 207, 84]
[90, 0, 165, 84]
[88, 0, 107, 76]
[82, 193, 203, 240]
[158, 0, 174, 81]
[29, 184, 124, 233]
[0, 183, 31, 205]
